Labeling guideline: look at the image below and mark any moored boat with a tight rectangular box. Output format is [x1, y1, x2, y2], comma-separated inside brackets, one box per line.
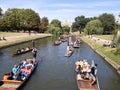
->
[0, 59, 38, 90]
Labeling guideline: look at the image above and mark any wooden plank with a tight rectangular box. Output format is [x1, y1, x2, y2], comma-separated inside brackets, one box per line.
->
[2, 80, 22, 84]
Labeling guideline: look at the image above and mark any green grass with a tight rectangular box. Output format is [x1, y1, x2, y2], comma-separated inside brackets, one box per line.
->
[0, 32, 52, 48]
[81, 36, 120, 65]
[93, 35, 113, 41]
[0, 32, 28, 37]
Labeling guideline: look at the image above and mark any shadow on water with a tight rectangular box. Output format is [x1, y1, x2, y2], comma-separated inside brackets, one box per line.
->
[0, 36, 120, 90]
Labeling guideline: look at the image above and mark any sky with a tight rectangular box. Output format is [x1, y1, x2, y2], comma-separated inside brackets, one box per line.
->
[0, 0, 120, 23]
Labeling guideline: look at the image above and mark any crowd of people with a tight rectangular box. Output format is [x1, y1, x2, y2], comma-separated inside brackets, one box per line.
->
[75, 59, 97, 86]
[3, 58, 37, 81]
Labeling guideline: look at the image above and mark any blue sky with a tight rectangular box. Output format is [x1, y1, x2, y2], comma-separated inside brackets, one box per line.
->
[0, 0, 120, 22]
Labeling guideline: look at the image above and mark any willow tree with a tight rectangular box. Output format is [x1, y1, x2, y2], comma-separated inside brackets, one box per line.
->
[48, 19, 62, 35]
[84, 19, 103, 35]
[113, 24, 120, 54]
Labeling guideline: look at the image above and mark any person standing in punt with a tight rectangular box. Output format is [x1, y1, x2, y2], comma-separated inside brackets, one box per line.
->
[89, 60, 98, 85]
[32, 40, 35, 47]
[32, 47, 37, 59]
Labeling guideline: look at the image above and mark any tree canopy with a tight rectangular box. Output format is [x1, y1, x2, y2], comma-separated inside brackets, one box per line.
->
[46, 19, 62, 35]
[39, 17, 49, 33]
[84, 19, 103, 35]
[99, 13, 115, 34]
[0, 8, 41, 32]
[72, 16, 90, 33]
[0, 7, 2, 16]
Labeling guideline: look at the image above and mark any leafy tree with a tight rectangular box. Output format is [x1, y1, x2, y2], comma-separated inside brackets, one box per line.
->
[45, 24, 55, 34]
[113, 22, 120, 54]
[39, 17, 49, 33]
[50, 19, 61, 28]
[47, 19, 62, 35]
[46, 24, 61, 35]
[99, 13, 115, 34]
[23, 9, 40, 33]
[84, 19, 103, 35]
[72, 16, 90, 33]
[62, 25, 70, 34]
[1, 8, 40, 33]
[0, 7, 2, 16]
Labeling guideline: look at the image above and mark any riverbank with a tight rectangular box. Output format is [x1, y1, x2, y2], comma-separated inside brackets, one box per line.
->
[0, 32, 52, 49]
[81, 35, 120, 74]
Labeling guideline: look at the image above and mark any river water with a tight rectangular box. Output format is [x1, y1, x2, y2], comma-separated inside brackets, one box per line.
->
[0, 37, 120, 90]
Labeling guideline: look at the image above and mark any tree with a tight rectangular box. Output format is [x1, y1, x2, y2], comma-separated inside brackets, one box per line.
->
[50, 19, 61, 28]
[0, 7, 2, 16]
[84, 19, 103, 35]
[23, 9, 40, 33]
[39, 17, 49, 33]
[113, 22, 120, 54]
[1, 8, 40, 32]
[47, 19, 62, 35]
[99, 13, 115, 34]
[72, 16, 91, 33]
[62, 25, 70, 34]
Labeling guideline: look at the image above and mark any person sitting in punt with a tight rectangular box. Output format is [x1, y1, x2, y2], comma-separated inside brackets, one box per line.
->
[75, 59, 81, 66]
[3, 73, 11, 80]
[21, 66, 31, 76]
[75, 59, 83, 72]
[33, 58, 37, 65]
[25, 60, 34, 69]
[74, 41, 78, 45]
[83, 59, 88, 66]
[16, 49, 21, 54]
[25, 47, 30, 51]
[21, 59, 27, 68]
[21, 48, 25, 52]
[12, 65, 19, 75]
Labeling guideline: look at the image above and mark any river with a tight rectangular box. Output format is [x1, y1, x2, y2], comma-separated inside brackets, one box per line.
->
[0, 37, 120, 90]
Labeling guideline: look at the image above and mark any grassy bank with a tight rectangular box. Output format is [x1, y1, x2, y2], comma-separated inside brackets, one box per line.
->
[81, 36, 120, 65]
[0, 32, 52, 48]
[93, 35, 113, 40]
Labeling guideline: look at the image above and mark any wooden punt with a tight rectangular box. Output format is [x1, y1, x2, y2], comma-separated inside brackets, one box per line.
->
[65, 49, 74, 57]
[13, 48, 33, 56]
[54, 41, 61, 46]
[76, 60, 100, 90]
[0, 60, 38, 90]
[73, 44, 80, 48]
